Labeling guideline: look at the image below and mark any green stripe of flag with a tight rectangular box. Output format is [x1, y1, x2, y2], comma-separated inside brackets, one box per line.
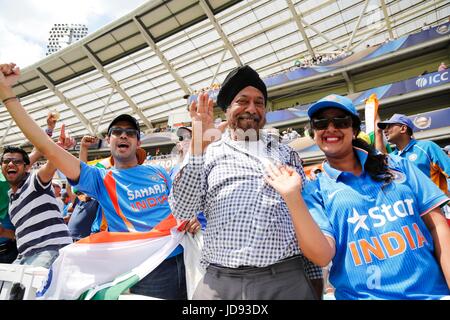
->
[78, 275, 140, 300]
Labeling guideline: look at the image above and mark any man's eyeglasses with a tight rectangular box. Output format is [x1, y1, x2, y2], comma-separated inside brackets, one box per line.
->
[382, 123, 403, 130]
[108, 127, 139, 138]
[311, 115, 352, 130]
[1, 158, 25, 165]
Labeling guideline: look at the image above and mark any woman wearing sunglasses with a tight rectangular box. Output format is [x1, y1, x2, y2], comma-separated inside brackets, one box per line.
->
[265, 94, 450, 299]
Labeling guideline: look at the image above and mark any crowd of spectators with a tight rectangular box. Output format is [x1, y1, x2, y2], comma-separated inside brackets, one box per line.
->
[293, 51, 352, 69]
[0, 24, 449, 302]
[281, 127, 300, 143]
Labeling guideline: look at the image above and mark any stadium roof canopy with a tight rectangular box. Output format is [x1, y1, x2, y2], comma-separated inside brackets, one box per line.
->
[1, 0, 449, 147]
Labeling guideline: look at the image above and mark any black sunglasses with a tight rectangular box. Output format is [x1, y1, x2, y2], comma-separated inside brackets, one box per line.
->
[311, 115, 352, 130]
[108, 127, 139, 138]
[1, 158, 25, 165]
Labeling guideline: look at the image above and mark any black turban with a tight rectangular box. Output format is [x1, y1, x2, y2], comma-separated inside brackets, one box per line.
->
[216, 65, 267, 112]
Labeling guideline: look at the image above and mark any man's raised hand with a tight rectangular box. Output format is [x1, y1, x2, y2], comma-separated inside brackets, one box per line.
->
[0, 63, 20, 89]
[56, 124, 76, 150]
[47, 111, 58, 131]
[81, 135, 98, 149]
[189, 92, 224, 154]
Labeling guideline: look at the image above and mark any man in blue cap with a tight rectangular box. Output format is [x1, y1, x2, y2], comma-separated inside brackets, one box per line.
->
[377, 113, 450, 195]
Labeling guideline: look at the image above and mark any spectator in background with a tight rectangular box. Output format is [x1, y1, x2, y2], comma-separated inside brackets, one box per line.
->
[170, 126, 207, 232]
[281, 130, 290, 143]
[377, 114, 450, 195]
[0, 213, 18, 264]
[289, 128, 300, 140]
[52, 180, 64, 213]
[66, 190, 100, 241]
[170, 126, 192, 180]
[438, 62, 448, 72]
[62, 184, 78, 223]
[0, 173, 18, 264]
[1, 162, 17, 264]
[61, 191, 72, 217]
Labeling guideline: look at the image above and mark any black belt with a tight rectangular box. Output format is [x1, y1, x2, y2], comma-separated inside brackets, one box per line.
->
[208, 255, 304, 276]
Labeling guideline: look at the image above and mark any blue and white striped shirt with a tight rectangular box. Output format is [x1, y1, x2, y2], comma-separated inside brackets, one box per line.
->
[8, 172, 72, 257]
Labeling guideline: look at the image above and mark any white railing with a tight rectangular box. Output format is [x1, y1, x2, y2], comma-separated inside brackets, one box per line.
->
[0, 264, 48, 300]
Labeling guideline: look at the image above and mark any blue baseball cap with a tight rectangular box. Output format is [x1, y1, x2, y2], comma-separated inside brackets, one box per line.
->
[377, 114, 414, 130]
[307, 94, 358, 118]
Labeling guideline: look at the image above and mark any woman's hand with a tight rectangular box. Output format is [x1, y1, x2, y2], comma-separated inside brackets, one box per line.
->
[264, 164, 303, 198]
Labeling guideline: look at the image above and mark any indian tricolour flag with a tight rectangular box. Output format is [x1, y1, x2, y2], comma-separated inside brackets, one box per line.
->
[360, 93, 387, 146]
[364, 93, 379, 135]
[37, 214, 189, 300]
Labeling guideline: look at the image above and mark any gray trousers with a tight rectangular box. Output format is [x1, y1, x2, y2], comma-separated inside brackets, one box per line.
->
[193, 255, 317, 300]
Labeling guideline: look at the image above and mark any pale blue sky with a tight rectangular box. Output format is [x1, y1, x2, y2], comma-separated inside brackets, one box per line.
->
[0, 0, 149, 67]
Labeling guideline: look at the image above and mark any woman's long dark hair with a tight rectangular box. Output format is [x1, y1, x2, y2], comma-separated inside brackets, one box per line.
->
[351, 116, 393, 183]
[309, 112, 394, 184]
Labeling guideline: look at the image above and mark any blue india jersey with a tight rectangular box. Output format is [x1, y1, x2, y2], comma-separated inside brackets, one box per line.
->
[69, 162, 182, 257]
[303, 148, 450, 299]
[392, 139, 450, 193]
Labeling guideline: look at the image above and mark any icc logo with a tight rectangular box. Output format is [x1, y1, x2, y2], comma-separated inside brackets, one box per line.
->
[416, 77, 427, 87]
[436, 24, 449, 35]
[416, 71, 449, 88]
[413, 116, 431, 129]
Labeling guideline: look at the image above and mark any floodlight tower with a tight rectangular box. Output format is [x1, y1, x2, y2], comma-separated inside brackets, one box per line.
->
[46, 23, 88, 55]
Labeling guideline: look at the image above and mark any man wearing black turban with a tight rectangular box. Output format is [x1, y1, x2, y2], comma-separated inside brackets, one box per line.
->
[216, 65, 268, 138]
[170, 65, 323, 300]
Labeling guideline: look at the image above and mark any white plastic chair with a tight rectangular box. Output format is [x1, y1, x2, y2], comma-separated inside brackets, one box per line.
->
[21, 266, 49, 300]
[0, 264, 26, 300]
[0, 264, 48, 300]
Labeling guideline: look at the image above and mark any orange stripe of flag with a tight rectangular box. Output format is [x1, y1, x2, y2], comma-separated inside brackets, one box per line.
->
[77, 214, 179, 244]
